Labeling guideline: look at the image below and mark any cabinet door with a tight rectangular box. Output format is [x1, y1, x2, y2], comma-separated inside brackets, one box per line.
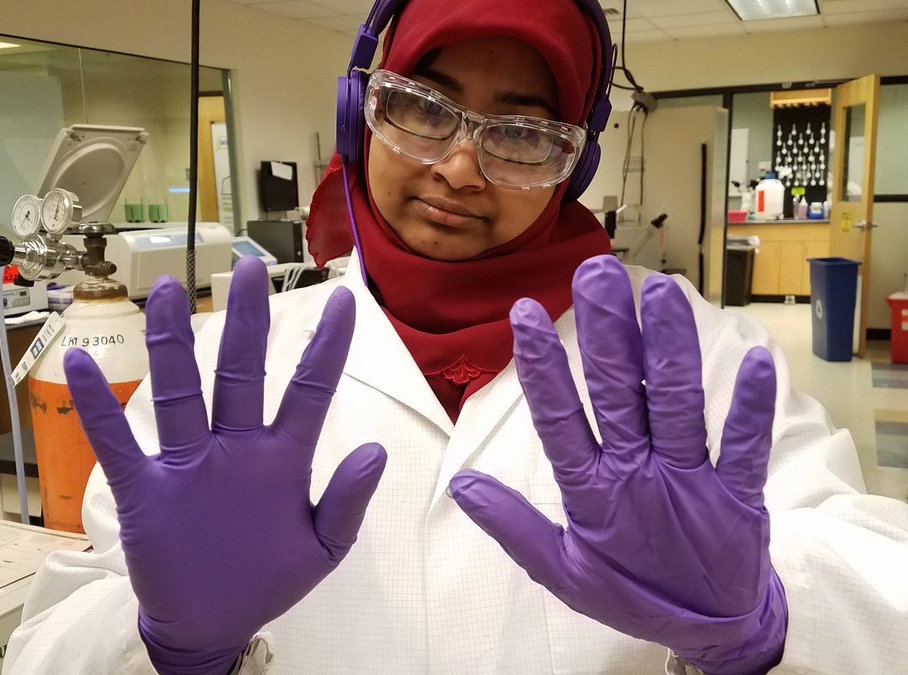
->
[751, 241, 781, 295]
[779, 244, 806, 296]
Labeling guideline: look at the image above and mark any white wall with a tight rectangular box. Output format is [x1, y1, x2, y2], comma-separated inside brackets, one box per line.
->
[0, 0, 352, 226]
[581, 21, 908, 329]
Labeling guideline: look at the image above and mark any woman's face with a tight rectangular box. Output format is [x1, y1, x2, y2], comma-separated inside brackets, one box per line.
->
[368, 36, 560, 261]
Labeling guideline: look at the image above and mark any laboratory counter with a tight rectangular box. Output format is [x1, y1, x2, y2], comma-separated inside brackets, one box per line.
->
[727, 220, 830, 298]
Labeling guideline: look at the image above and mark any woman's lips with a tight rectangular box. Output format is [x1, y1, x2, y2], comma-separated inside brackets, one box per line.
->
[414, 197, 484, 228]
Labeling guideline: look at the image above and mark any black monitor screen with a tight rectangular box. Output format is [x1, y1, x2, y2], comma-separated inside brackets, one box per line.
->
[259, 160, 299, 211]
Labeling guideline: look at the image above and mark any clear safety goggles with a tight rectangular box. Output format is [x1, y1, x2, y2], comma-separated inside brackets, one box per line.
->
[364, 69, 587, 190]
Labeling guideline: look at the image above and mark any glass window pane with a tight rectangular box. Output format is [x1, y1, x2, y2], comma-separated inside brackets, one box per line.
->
[0, 35, 234, 237]
[841, 104, 865, 202]
[875, 83, 908, 195]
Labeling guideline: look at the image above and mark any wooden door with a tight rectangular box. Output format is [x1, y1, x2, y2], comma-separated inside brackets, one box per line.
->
[829, 74, 880, 356]
[198, 95, 226, 223]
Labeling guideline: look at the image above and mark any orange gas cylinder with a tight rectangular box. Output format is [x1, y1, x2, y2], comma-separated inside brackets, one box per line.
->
[28, 276, 148, 533]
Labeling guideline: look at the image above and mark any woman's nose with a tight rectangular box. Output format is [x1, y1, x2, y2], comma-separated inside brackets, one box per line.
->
[430, 139, 487, 191]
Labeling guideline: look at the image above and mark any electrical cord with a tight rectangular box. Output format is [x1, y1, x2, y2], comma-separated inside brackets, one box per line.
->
[620, 106, 640, 209]
[186, 0, 200, 314]
[639, 107, 648, 210]
[614, 0, 643, 92]
[619, 103, 652, 226]
[0, 269, 33, 525]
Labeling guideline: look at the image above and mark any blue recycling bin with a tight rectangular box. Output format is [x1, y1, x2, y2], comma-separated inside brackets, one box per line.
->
[808, 257, 860, 361]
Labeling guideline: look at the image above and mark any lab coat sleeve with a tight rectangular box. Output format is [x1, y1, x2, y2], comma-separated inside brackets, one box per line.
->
[668, 272, 908, 675]
[3, 312, 271, 675]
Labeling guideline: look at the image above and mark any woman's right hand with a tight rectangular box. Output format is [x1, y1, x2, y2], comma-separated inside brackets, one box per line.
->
[64, 256, 386, 675]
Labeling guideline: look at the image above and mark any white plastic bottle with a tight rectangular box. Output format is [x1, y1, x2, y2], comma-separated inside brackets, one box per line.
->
[755, 173, 785, 220]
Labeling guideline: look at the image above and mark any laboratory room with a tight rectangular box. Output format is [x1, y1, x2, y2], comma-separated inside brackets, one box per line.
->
[0, 0, 907, 672]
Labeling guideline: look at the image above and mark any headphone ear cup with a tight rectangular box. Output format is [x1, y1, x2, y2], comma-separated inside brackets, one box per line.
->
[564, 137, 600, 203]
[336, 70, 367, 163]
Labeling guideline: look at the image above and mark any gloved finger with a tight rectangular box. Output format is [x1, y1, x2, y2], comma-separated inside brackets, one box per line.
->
[511, 298, 602, 521]
[313, 442, 387, 563]
[716, 347, 776, 510]
[64, 348, 147, 499]
[145, 276, 210, 463]
[449, 469, 566, 591]
[640, 275, 707, 469]
[271, 287, 355, 460]
[211, 256, 270, 433]
[572, 256, 649, 472]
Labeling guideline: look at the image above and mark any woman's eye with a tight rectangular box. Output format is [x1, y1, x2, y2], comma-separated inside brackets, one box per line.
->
[505, 126, 533, 140]
[417, 99, 446, 119]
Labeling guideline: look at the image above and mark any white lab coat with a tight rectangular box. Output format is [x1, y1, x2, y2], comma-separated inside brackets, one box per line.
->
[6, 256, 908, 674]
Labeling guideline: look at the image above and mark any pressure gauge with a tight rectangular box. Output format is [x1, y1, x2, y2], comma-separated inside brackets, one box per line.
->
[11, 194, 43, 238]
[41, 188, 82, 235]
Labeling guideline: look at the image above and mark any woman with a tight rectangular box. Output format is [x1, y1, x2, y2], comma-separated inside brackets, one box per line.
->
[6, 0, 908, 673]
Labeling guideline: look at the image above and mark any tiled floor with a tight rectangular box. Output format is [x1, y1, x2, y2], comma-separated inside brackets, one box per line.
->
[733, 301, 908, 503]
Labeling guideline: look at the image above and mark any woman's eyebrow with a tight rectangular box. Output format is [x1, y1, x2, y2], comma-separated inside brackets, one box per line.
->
[412, 66, 463, 94]
[496, 91, 559, 118]
[412, 66, 560, 118]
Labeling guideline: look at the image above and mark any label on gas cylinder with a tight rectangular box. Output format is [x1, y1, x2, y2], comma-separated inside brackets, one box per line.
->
[12, 312, 64, 386]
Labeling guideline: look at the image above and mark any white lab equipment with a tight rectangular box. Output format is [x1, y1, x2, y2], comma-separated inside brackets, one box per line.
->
[1, 281, 48, 317]
[58, 222, 234, 299]
[36, 125, 148, 223]
[232, 235, 278, 267]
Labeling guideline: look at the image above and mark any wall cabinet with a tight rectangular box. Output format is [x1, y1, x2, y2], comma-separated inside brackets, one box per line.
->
[728, 222, 829, 296]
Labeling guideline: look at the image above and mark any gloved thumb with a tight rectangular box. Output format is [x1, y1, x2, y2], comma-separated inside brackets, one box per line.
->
[449, 470, 565, 591]
[313, 442, 387, 563]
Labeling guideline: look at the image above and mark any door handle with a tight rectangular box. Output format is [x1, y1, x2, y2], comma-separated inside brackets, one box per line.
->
[853, 221, 878, 229]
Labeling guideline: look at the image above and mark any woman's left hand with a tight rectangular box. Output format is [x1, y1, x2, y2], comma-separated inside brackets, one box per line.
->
[449, 255, 787, 675]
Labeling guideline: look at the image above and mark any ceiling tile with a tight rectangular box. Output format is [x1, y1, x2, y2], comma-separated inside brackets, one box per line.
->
[610, 18, 658, 31]
[824, 8, 908, 24]
[307, 13, 369, 31]
[649, 11, 739, 28]
[627, 0, 731, 19]
[306, 0, 373, 16]
[820, 0, 908, 14]
[743, 15, 826, 31]
[622, 28, 673, 42]
[224, 0, 908, 45]
[249, 0, 341, 18]
[665, 23, 748, 38]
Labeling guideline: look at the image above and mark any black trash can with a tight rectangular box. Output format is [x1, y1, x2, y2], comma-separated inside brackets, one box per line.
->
[724, 241, 755, 306]
[808, 257, 860, 362]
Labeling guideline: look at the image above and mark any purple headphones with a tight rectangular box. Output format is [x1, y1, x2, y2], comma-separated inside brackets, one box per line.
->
[335, 0, 615, 202]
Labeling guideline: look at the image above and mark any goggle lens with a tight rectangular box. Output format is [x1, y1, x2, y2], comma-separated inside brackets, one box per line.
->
[366, 70, 585, 189]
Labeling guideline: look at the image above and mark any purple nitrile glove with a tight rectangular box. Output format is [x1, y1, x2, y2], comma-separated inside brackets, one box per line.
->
[64, 256, 386, 675]
[450, 255, 787, 675]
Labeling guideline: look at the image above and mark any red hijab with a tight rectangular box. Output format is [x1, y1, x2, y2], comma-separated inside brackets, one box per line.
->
[307, 0, 611, 421]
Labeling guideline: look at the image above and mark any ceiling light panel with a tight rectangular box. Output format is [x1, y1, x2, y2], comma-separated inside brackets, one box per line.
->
[725, 0, 820, 21]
